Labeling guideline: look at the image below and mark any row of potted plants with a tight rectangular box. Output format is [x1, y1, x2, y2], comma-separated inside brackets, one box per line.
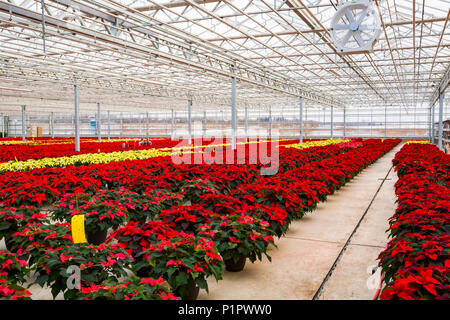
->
[0, 140, 348, 208]
[2, 139, 400, 300]
[377, 142, 449, 300]
[0, 138, 175, 163]
[0, 137, 301, 164]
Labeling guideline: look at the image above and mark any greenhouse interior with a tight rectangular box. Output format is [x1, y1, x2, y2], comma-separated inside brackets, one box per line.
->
[0, 0, 449, 303]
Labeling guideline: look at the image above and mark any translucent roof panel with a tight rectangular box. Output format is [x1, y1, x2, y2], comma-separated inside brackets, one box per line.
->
[0, 0, 449, 112]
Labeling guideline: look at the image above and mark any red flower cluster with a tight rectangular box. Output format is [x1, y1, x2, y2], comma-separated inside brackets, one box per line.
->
[0, 251, 31, 300]
[378, 143, 450, 300]
[80, 276, 179, 300]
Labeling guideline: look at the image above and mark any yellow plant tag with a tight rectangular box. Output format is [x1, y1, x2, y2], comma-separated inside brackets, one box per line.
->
[71, 215, 87, 244]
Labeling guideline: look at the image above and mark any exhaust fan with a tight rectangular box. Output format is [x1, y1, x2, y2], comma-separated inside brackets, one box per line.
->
[330, 0, 381, 54]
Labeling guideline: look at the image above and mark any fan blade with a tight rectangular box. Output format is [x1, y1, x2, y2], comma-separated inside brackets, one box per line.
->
[359, 25, 377, 31]
[344, 8, 356, 23]
[341, 30, 353, 46]
[357, 7, 369, 25]
[333, 24, 349, 30]
[354, 31, 365, 47]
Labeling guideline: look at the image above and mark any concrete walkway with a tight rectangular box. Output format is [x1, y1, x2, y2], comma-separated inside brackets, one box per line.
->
[199, 142, 404, 300]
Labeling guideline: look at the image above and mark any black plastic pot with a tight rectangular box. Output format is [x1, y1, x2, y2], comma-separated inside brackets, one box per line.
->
[176, 280, 200, 301]
[224, 255, 246, 272]
[135, 265, 151, 278]
[86, 229, 108, 245]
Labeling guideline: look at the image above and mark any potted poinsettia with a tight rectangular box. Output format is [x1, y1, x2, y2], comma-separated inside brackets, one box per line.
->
[249, 203, 289, 238]
[107, 220, 178, 260]
[180, 179, 219, 204]
[157, 204, 217, 234]
[0, 206, 48, 252]
[80, 276, 179, 300]
[115, 188, 184, 222]
[0, 250, 29, 282]
[0, 280, 32, 300]
[199, 193, 288, 238]
[198, 211, 276, 272]
[52, 192, 128, 244]
[33, 242, 134, 300]
[0, 251, 31, 300]
[7, 221, 73, 266]
[231, 181, 305, 223]
[133, 230, 224, 300]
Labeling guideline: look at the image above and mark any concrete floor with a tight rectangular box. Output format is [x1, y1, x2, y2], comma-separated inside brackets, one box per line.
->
[1, 143, 403, 300]
[199, 142, 404, 300]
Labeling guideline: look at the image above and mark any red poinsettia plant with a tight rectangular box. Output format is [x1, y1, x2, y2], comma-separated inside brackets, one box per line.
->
[0, 251, 31, 300]
[8, 221, 74, 266]
[33, 242, 134, 300]
[179, 179, 219, 204]
[198, 210, 276, 266]
[0, 206, 48, 250]
[116, 189, 183, 222]
[132, 228, 224, 299]
[158, 204, 217, 234]
[80, 275, 179, 300]
[199, 193, 288, 237]
[51, 191, 128, 235]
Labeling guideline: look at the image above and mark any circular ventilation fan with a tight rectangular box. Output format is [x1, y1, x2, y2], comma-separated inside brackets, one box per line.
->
[330, 0, 381, 54]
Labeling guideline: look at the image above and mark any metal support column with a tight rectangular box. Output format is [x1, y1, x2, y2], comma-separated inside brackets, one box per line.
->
[268, 106, 272, 139]
[188, 99, 192, 145]
[0, 113, 3, 138]
[97, 103, 101, 142]
[384, 105, 387, 138]
[120, 113, 123, 138]
[50, 112, 55, 138]
[305, 107, 308, 138]
[146, 112, 149, 140]
[343, 106, 346, 138]
[231, 66, 237, 150]
[428, 107, 432, 142]
[74, 85, 80, 152]
[438, 91, 444, 150]
[244, 106, 248, 140]
[203, 111, 207, 137]
[299, 97, 303, 143]
[171, 109, 175, 140]
[330, 106, 334, 139]
[107, 111, 111, 140]
[431, 104, 435, 144]
[21, 105, 26, 142]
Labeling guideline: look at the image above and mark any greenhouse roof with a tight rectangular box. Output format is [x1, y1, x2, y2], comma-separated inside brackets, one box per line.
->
[0, 0, 449, 112]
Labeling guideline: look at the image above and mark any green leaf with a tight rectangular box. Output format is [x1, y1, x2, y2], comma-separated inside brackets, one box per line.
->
[197, 277, 208, 292]
[51, 283, 62, 299]
[35, 274, 49, 287]
[175, 272, 188, 287]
